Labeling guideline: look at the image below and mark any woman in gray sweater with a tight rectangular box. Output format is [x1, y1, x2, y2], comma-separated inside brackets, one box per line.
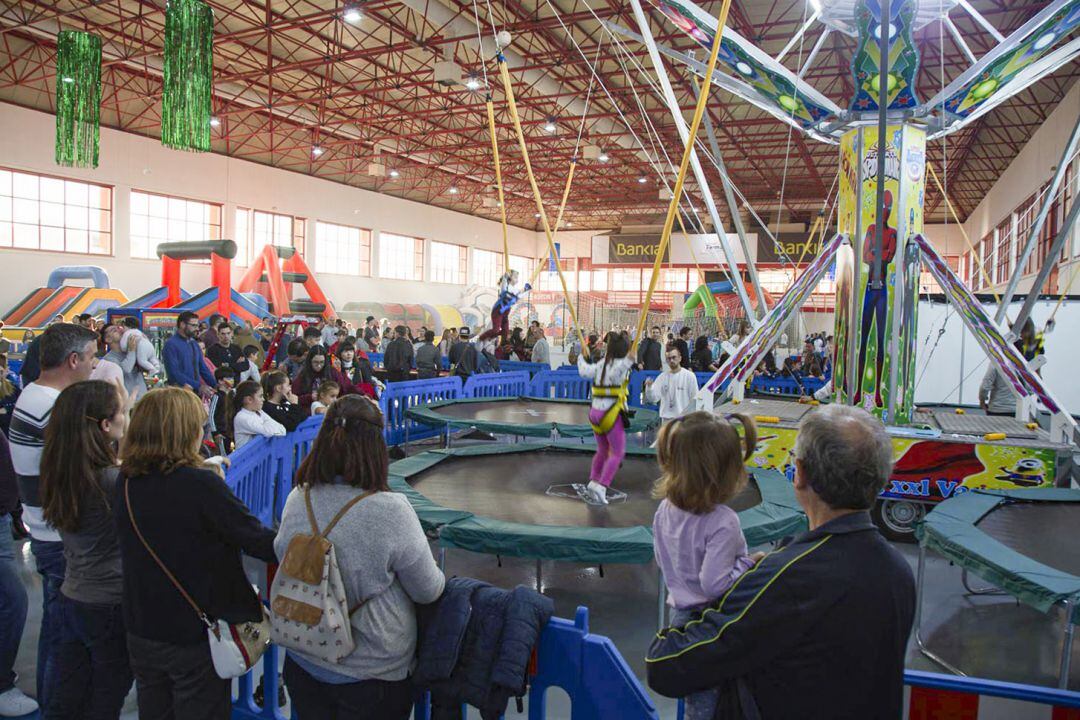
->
[275, 395, 444, 719]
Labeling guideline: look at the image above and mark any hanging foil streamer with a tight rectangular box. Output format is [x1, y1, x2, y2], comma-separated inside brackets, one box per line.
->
[54, 31, 102, 168]
[162, 0, 214, 151]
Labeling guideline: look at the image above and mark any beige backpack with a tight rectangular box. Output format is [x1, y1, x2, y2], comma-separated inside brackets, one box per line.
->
[269, 486, 372, 662]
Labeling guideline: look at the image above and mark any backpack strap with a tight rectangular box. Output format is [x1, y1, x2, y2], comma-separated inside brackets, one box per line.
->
[314, 488, 376, 539]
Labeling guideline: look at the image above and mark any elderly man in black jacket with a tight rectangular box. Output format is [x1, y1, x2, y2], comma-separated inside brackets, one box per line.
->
[646, 404, 914, 719]
[384, 325, 415, 382]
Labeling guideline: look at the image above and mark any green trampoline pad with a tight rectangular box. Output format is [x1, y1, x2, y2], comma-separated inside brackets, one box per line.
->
[406, 397, 659, 438]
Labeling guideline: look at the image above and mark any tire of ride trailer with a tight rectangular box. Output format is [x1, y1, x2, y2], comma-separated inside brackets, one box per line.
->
[870, 498, 927, 544]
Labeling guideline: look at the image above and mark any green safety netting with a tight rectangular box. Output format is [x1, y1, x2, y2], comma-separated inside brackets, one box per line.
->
[389, 442, 806, 565]
[406, 397, 660, 438]
[916, 488, 1080, 623]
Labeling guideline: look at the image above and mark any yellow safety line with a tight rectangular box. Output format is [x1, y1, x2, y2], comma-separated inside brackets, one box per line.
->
[497, 58, 589, 352]
[529, 160, 577, 287]
[486, 99, 511, 268]
[927, 164, 1000, 305]
[631, 0, 734, 355]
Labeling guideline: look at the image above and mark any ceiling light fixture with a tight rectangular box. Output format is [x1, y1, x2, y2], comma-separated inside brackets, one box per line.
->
[61, 76, 75, 84]
[343, 6, 363, 23]
[389, 169, 400, 177]
[598, 150, 609, 162]
[209, 116, 221, 128]
[312, 145, 324, 157]
[465, 75, 481, 90]
[449, 186, 458, 194]
[637, 176, 647, 184]
[544, 118, 557, 133]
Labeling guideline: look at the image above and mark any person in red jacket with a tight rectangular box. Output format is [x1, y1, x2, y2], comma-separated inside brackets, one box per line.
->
[854, 189, 897, 409]
[291, 345, 356, 415]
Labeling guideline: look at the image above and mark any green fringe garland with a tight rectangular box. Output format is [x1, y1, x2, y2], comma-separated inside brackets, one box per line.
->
[162, 0, 214, 151]
[54, 31, 102, 168]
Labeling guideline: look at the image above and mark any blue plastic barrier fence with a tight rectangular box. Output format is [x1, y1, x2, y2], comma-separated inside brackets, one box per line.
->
[380, 376, 463, 445]
[464, 371, 531, 398]
[627, 371, 720, 410]
[498, 360, 548, 376]
[529, 370, 591, 400]
[223, 437, 276, 527]
[273, 416, 322, 520]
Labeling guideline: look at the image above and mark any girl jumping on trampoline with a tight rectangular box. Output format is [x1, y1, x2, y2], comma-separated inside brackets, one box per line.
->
[577, 331, 634, 504]
[651, 411, 766, 720]
[478, 270, 531, 344]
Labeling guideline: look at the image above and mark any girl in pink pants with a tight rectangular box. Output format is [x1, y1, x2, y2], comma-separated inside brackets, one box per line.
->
[577, 332, 634, 504]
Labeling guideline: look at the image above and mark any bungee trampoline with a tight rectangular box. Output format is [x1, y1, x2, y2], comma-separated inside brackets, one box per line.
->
[405, 396, 660, 441]
[915, 488, 1080, 688]
[388, 442, 805, 570]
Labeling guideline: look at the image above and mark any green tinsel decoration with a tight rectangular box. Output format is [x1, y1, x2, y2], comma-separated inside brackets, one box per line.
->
[161, 0, 214, 151]
[54, 31, 102, 168]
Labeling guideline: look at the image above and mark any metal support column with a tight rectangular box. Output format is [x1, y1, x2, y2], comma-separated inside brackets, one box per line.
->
[996, 118, 1080, 323]
[1012, 194, 1080, 334]
[628, 0, 756, 322]
[1060, 599, 1075, 689]
[692, 75, 769, 316]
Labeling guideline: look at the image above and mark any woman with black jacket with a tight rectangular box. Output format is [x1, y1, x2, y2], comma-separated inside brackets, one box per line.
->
[291, 345, 356, 414]
[261, 370, 307, 431]
[114, 387, 276, 720]
[691, 335, 717, 373]
[335, 343, 378, 399]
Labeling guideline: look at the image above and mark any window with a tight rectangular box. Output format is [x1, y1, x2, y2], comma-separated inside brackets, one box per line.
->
[660, 268, 692, 292]
[471, 248, 503, 287]
[378, 231, 424, 281]
[235, 208, 305, 266]
[0, 168, 111, 254]
[610, 268, 642, 292]
[130, 191, 221, 260]
[315, 221, 371, 276]
[995, 219, 1012, 285]
[429, 241, 467, 284]
[508, 254, 534, 283]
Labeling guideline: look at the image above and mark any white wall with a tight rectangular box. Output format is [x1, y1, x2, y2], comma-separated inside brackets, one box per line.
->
[0, 102, 538, 313]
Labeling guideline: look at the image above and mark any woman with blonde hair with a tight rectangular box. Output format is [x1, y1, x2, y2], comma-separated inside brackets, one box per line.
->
[114, 387, 276, 720]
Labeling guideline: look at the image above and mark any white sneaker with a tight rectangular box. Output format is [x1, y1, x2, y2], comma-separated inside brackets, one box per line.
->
[587, 480, 609, 505]
[0, 687, 38, 717]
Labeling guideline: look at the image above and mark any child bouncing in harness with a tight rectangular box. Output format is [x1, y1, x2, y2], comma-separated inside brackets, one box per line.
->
[478, 270, 531, 344]
[574, 332, 634, 505]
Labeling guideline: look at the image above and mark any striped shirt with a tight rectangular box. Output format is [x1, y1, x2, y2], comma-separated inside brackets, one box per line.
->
[9, 382, 61, 542]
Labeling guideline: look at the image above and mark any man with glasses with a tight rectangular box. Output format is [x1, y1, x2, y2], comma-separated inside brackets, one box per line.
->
[163, 311, 217, 399]
[644, 343, 698, 424]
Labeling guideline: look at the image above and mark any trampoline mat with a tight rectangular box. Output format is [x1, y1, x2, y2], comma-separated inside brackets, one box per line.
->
[433, 399, 589, 426]
[976, 502, 1080, 577]
[407, 448, 763, 529]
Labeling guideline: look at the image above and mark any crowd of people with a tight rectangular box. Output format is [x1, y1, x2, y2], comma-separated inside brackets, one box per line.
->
[0, 310, 918, 720]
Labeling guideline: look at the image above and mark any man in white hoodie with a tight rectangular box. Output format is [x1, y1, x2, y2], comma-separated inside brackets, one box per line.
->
[644, 342, 698, 424]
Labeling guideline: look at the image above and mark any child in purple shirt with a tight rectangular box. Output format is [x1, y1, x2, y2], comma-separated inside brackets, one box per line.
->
[652, 411, 765, 720]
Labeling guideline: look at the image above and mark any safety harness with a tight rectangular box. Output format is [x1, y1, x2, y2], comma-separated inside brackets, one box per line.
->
[590, 382, 630, 435]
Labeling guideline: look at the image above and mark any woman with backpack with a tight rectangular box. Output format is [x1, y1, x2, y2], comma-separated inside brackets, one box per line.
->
[273, 396, 444, 719]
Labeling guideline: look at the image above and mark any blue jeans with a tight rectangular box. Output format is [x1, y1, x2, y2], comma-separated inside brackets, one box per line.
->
[0, 515, 27, 694]
[30, 538, 66, 710]
[44, 596, 132, 720]
[671, 608, 720, 720]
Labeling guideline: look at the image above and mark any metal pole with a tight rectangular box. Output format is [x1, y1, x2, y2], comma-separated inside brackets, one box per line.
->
[1060, 599, 1075, 689]
[692, 75, 769, 315]
[657, 570, 667, 629]
[872, 0, 890, 293]
[958, 320, 966, 406]
[535, 558, 542, 593]
[1012, 194, 1080, 335]
[996, 117, 1080, 323]
[628, 0, 757, 322]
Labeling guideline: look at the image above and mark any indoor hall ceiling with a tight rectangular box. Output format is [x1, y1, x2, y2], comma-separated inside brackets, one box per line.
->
[0, 0, 1076, 231]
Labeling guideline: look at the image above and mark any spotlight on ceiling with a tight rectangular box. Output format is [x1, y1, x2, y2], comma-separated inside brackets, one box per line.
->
[465, 75, 481, 90]
[534, 212, 541, 218]
[343, 6, 363, 23]
[544, 118, 557, 133]
[389, 169, 400, 177]
[312, 145, 324, 157]
[598, 150, 609, 162]
[449, 186, 458, 194]
[209, 116, 221, 128]
[637, 176, 647, 184]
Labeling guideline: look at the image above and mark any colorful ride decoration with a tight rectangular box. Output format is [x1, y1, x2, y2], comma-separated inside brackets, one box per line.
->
[1, 266, 127, 330]
[681, 281, 772, 323]
[834, 124, 926, 424]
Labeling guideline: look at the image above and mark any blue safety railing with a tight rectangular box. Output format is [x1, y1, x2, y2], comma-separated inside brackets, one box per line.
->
[497, 360, 549, 376]
[463, 371, 531, 398]
[626, 371, 717, 411]
[529, 370, 591, 400]
[380, 376, 463, 445]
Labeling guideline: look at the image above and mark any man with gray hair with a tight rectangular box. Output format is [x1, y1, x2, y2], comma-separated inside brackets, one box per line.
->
[647, 404, 914, 719]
